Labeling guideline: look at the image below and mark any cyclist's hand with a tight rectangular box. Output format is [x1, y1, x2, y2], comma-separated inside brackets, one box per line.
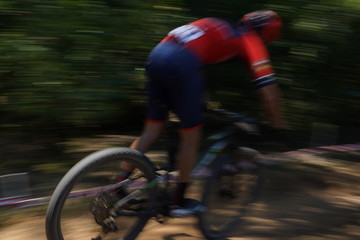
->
[261, 124, 307, 153]
[260, 124, 294, 148]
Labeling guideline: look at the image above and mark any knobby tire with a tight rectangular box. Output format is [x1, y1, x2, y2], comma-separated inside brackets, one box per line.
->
[45, 147, 157, 240]
[198, 146, 264, 240]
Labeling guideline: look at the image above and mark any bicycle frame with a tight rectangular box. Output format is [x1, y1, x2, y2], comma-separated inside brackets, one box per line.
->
[62, 109, 257, 212]
[191, 127, 240, 178]
[45, 108, 262, 240]
[113, 114, 250, 212]
[192, 107, 259, 177]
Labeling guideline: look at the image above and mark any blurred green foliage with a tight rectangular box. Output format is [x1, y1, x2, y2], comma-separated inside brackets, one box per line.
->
[0, 0, 359, 153]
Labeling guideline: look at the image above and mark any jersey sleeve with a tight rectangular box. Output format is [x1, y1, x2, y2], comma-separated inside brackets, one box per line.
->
[238, 31, 277, 89]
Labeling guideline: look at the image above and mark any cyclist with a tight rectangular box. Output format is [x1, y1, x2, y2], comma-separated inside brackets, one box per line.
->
[129, 10, 287, 215]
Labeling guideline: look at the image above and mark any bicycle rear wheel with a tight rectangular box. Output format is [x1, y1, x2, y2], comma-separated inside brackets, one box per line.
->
[198, 146, 264, 240]
[45, 148, 157, 240]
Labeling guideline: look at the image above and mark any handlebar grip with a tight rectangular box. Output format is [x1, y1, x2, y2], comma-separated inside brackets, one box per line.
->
[211, 108, 257, 124]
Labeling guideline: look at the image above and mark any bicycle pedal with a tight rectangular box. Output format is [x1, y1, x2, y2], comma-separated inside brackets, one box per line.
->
[103, 217, 119, 231]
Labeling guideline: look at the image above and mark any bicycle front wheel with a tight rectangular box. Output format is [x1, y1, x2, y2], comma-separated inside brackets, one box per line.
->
[45, 147, 157, 240]
[198, 146, 264, 240]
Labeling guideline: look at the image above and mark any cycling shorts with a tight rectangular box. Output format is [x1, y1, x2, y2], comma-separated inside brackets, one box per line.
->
[145, 41, 204, 130]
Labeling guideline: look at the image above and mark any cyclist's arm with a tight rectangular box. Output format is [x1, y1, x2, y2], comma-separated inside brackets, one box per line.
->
[257, 83, 287, 129]
[237, 32, 287, 128]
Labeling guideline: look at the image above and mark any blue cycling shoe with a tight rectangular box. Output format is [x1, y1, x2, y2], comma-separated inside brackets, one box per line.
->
[170, 198, 206, 217]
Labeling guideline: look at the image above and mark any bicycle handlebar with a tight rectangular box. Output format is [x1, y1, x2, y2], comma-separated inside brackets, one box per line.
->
[209, 108, 256, 123]
[209, 108, 260, 134]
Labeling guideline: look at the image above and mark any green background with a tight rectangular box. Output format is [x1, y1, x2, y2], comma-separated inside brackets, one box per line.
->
[1, 0, 359, 172]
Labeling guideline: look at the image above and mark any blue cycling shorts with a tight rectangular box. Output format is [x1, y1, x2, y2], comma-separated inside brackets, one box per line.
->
[145, 41, 204, 130]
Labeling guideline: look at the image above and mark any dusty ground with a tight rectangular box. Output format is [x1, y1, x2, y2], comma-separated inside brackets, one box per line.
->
[1, 136, 359, 240]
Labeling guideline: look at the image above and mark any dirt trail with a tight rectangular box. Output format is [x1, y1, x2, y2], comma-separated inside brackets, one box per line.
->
[1, 150, 359, 240]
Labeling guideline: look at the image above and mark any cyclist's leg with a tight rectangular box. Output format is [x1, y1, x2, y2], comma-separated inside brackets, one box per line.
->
[123, 76, 167, 172]
[125, 44, 170, 171]
[131, 40, 202, 160]
[168, 48, 204, 207]
[130, 120, 165, 154]
[176, 127, 202, 183]
[172, 126, 202, 206]
[171, 129, 206, 216]
[122, 121, 165, 173]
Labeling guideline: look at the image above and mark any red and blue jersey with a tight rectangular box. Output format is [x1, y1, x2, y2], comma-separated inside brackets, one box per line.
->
[161, 17, 276, 88]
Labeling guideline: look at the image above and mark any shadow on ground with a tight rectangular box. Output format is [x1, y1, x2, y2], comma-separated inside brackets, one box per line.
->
[0, 135, 359, 240]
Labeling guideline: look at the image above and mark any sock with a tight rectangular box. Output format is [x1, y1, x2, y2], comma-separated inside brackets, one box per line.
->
[172, 182, 188, 206]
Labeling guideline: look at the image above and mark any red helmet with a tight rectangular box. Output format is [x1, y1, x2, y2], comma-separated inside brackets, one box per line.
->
[240, 10, 282, 42]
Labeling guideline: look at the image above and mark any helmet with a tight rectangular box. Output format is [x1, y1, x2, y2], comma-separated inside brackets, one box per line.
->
[240, 10, 282, 42]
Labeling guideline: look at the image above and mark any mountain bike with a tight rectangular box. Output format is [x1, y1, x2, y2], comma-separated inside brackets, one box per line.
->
[45, 108, 266, 240]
